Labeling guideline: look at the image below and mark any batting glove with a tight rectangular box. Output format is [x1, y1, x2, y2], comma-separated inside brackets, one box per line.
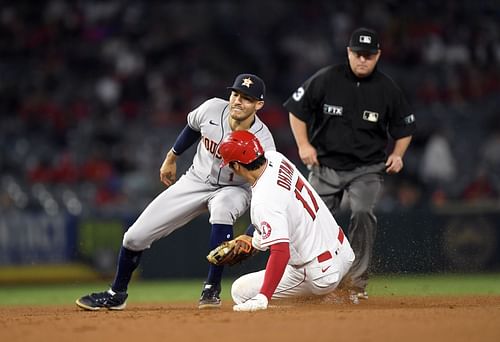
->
[233, 293, 268, 312]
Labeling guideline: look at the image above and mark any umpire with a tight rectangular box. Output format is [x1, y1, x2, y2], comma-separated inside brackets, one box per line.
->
[283, 27, 416, 302]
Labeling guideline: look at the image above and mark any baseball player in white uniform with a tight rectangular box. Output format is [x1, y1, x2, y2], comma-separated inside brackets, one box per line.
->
[217, 130, 355, 311]
[76, 74, 275, 311]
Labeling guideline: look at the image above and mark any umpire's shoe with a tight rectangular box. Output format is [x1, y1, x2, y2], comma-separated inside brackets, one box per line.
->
[76, 289, 128, 311]
[198, 282, 221, 309]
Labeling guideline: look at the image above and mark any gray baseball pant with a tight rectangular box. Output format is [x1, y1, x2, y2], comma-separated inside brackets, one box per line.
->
[308, 162, 385, 293]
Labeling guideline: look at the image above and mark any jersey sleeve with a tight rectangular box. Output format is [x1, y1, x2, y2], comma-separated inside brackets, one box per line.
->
[387, 86, 416, 139]
[251, 230, 268, 251]
[252, 203, 289, 250]
[187, 99, 214, 131]
[282, 67, 329, 123]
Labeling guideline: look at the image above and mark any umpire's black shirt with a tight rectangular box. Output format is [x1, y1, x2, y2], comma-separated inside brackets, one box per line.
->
[284, 63, 416, 171]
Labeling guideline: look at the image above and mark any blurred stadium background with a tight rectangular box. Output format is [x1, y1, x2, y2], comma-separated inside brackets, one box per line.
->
[1, 0, 499, 284]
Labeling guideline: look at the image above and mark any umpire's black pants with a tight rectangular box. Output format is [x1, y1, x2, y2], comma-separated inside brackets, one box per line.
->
[308, 162, 385, 293]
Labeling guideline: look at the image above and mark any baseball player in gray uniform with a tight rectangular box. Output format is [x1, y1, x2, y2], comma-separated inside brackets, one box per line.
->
[76, 74, 275, 310]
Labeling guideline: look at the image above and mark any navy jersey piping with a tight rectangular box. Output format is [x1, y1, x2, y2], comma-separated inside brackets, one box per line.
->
[214, 104, 228, 185]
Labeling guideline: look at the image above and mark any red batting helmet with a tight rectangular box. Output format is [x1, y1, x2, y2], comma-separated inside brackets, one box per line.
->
[218, 130, 264, 167]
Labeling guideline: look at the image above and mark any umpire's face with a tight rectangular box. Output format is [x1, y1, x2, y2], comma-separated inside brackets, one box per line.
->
[347, 47, 381, 78]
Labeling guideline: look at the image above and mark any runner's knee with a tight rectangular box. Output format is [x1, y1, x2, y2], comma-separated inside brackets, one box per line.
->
[231, 278, 246, 304]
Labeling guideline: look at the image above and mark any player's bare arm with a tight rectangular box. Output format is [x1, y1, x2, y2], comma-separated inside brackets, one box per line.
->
[386, 136, 412, 174]
[160, 149, 177, 186]
[289, 113, 319, 167]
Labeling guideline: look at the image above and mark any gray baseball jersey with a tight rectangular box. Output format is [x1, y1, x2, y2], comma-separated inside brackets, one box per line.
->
[122, 98, 276, 251]
[188, 97, 275, 186]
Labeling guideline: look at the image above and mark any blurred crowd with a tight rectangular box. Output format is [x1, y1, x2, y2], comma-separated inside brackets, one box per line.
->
[1, 0, 500, 218]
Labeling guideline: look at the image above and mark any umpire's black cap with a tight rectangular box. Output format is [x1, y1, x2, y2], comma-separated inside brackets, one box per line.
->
[348, 27, 380, 54]
[227, 74, 265, 101]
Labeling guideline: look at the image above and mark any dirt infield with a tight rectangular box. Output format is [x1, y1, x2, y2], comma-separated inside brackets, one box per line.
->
[1, 296, 499, 342]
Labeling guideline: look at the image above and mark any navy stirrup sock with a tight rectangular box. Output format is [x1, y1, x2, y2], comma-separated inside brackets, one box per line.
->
[111, 246, 143, 293]
[206, 224, 233, 285]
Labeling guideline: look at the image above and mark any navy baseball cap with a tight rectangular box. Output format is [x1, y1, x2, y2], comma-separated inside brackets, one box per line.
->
[227, 74, 265, 101]
[348, 27, 380, 54]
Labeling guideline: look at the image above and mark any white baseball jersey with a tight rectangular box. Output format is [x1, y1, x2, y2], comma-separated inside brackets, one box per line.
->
[122, 98, 275, 251]
[250, 151, 343, 265]
[187, 98, 275, 185]
[231, 151, 355, 302]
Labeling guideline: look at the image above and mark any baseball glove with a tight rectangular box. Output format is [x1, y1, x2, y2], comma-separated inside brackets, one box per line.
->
[206, 235, 257, 266]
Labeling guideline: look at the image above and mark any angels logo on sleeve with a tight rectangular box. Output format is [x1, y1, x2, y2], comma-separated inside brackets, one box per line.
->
[260, 221, 272, 239]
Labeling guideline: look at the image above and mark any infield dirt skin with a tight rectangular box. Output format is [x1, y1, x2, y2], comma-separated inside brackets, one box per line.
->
[1, 296, 499, 342]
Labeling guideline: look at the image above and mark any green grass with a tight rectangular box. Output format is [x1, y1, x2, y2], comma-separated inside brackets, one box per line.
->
[0, 273, 499, 306]
[367, 273, 500, 296]
[0, 279, 234, 306]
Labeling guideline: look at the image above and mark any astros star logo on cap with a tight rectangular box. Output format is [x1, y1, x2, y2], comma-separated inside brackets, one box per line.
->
[241, 77, 254, 88]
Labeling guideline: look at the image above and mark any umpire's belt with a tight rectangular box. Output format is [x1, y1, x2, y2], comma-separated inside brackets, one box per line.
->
[317, 228, 345, 262]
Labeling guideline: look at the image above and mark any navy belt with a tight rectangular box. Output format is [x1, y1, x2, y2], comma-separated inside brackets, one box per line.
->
[317, 228, 344, 262]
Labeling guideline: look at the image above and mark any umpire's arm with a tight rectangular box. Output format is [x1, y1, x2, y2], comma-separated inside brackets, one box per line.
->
[385, 135, 412, 174]
[289, 113, 319, 167]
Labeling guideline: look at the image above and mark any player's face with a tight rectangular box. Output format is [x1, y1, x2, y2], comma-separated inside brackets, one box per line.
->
[229, 91, 264, 122]
[347, 47, 380, 78]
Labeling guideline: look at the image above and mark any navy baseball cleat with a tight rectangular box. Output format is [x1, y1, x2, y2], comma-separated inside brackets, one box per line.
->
[76, 289, 128, 311]
[198, 282, 221, 309]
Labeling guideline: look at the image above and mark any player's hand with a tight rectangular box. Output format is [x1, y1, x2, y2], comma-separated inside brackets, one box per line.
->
[298, 143, 319, 168]
[233, 235, 253, 255]
[233, 293, 268, 312]
[160, 150, 177, 186]
[385, 154, 403, 174]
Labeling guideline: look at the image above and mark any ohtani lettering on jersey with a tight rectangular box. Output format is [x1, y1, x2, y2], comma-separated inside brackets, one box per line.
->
[277, 159, 294, 190]
[203, 136, 222, 159]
